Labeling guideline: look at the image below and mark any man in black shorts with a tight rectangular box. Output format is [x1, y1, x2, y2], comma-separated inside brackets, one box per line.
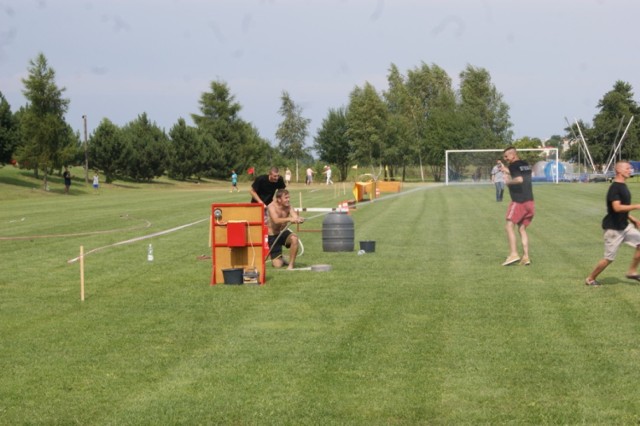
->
[267, 189, 304, 269]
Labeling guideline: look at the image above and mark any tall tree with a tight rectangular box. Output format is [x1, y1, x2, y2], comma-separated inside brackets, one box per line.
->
[167, 118, 207, 181]
[590, 81, 640, 165]
[382, 64, 416, 181]
[405, 63, 458, 181]
[192, 80, 250, 178]
[18, 53, 71, 188]
[89, 118, 126, 183]
[458, 65, 513, 148]
[120, 113, 169, 181]
[314, 107, 351, 181]
[276, 91, 310, 182]
[235, 122, 278, 178]
[0, 92, 19, 165]
[346, 82, 388, 175]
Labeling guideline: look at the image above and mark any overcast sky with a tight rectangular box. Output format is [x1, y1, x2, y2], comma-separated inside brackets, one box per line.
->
[1, 0, 638, 147]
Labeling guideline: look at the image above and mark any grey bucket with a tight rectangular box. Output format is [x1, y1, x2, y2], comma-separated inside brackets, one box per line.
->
[359, 240, 376, 253]
[222, 268, 244, 285]
[322, 212, 354, 252]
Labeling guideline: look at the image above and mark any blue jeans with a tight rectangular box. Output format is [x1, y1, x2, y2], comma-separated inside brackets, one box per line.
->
[494, 182, 504, 201]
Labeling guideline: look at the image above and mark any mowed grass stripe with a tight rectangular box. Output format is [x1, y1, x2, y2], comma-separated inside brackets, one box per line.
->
[4, 174, 640, 423]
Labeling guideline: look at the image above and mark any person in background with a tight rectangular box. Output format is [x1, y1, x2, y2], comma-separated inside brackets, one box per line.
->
[92, 172, 100, 193]
[267, 189, 304, 270]
[249, 167, 286, 207]
[230, 170, 239, 192]
[491, 159, 505, 202]
[63, 166, 72, 194]
[306, 167, 315, 185]
[500, 146, 534, 266]
[323, 165, 333, 185]
[284, 167, 292, 185]
[585, 161, 640, 286]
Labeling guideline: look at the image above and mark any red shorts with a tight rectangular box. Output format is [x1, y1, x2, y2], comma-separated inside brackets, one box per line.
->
[506, 200, 535, 226]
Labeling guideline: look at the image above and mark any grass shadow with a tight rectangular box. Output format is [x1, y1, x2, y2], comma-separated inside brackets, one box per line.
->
[0, 175, 40, 189]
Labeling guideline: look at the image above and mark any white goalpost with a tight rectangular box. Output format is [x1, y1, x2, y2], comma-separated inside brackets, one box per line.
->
[445, 148, 560, 185]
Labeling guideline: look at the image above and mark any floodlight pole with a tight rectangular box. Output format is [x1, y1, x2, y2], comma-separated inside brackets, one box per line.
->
[574, 119, 598, 173]
[82, 115, 89, 183]
[603, 116, 634, 174]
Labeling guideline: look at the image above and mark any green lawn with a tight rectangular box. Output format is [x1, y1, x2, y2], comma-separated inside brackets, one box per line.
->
[2, 167, 640, 424]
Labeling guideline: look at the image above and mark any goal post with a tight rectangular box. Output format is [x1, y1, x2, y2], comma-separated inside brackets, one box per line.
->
[445, 148, 559, 185]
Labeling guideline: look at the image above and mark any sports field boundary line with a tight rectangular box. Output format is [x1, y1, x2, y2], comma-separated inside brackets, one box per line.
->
[1, 217, 152, 241]
[67, 217, 209, 264]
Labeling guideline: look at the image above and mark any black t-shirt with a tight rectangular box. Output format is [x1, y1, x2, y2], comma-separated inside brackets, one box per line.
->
[507, 160, 534, 203]
[602, 181, 631, 230]
[250, 174, 286, 205]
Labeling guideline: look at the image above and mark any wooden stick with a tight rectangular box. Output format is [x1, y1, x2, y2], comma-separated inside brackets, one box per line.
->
[80, 245, 85, 301]
[298, 193, 303, 233]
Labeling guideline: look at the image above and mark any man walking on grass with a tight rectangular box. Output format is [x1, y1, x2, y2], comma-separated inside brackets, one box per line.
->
[585, 161, 640, 286]
[500, 146, 534, 266]
[491, 159, 505, 202]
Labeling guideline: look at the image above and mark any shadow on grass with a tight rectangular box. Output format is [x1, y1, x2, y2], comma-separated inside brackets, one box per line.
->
[110, 183, 141, 189]
[0, 175, 40, 189]
[589, 277, 635, 287]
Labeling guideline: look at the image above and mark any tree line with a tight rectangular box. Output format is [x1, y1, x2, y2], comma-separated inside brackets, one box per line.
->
[1, 53, 639, 187]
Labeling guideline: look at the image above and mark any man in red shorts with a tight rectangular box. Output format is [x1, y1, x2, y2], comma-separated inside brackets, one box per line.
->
[500, 146, 534, 266]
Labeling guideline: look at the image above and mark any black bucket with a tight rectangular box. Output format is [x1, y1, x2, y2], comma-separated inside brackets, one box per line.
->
[359, 240, 376, 253]
[322, 212, 354, 252]
[222, 268, 244, 285]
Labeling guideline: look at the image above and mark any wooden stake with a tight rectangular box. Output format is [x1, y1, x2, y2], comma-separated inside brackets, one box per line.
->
[80, 245, 85, 301]
[298, 192, 303, 233]
[208, 216, 212, 248]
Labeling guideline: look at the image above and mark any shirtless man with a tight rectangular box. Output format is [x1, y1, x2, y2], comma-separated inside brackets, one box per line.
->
[267, 189, 304, 269]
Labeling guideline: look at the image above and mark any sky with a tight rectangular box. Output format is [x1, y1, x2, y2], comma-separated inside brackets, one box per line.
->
[1, 0, 639, 148]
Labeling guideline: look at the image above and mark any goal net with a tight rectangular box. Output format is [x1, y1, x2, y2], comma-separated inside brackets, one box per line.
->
[445, 148, 560, 185]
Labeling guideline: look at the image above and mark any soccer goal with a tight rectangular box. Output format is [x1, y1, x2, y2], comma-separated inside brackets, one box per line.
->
[445, 148, 559, 185]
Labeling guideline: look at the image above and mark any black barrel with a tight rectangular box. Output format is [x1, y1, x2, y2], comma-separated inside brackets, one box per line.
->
[322, 212, 354, 252]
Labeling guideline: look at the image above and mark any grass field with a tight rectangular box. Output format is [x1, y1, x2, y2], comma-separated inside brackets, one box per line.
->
[2, 166, 640, 424]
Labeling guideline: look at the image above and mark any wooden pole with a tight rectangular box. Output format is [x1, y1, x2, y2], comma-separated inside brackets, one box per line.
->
[80, 246, 85, 301]
[297, 193, 303, 233]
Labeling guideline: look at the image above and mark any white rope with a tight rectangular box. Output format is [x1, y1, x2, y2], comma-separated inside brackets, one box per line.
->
[67, 217, 208, 264]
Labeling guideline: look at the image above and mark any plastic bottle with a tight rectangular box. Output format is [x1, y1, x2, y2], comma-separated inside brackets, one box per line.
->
[147, 243, 154, 262]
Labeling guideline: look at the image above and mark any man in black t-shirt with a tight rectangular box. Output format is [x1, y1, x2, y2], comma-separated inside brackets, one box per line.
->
[585, 161, 640, 286]
[500, 146, 535, 266]
[249, 167, 286, 207]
